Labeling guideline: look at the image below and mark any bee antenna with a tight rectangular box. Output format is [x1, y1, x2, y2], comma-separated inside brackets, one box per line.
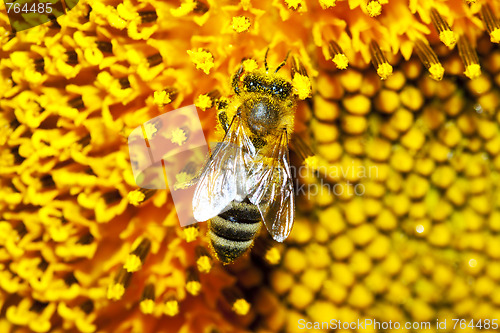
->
[274, 51, 290, 73]
[264, 48, 270, 73]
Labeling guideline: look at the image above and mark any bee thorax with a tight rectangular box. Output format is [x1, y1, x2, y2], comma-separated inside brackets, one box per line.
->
[243, 97, 280, 135]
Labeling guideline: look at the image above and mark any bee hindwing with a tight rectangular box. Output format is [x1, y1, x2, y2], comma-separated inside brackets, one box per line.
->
[247, 130, 295, 242]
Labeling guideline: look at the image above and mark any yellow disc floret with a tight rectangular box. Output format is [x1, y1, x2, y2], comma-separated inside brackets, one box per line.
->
[232, 16, 251, 33]
[232, 299, 251, 316]
[187, 48, 215, 74]
[195, 94, 213, 111]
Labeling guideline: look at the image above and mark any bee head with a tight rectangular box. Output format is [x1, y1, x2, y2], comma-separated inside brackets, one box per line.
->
[242, 73, 292, 100]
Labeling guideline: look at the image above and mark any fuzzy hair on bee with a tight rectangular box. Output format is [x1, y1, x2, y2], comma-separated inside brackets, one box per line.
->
[192, 50, 298, 264]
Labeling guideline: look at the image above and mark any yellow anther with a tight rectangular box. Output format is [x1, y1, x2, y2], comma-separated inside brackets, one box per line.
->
[183, 225, 199, 242]
[153, 88, 177, 107]
[127, 188, 156, 206]
[170, 128, 187, 146]
[124, 254, 142, 272]
[292, 74, 312, 99]
[196, 256, 212, 273]
[186, 267, 201, 295]
[186, 280, 201, 295]
[264, 247, 281, 265]
[171, 0, 197, 17]
[328, 41, 348, 69]
[187, 48, 215, 74]
[232, 16, 251, 33]
[139, 299, 154, 314]
[195, 94, 213, 111]
[164, 300, 179, 316]
[107, 267, 132, 301]
[430, 8, 457, 47]
[457, 35, 481, 79]
[370, 41, 392, 80]
[481, 4, 500, 43]
[366, 0, 382, 17]
[291, 56, 312, 99]
[285, 0, 304, 10]
[232, 298, 250, 315]
[107, 283, 125, 301]
[242, 59, 259, 72]
[319, 0, 336, 9]
[414, 39, 444, 81]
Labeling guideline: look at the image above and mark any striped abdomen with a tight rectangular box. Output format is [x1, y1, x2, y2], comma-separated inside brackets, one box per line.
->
[208, 201, 261, 264]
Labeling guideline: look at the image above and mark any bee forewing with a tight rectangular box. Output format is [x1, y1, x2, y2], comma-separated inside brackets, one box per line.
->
[192, 115, 255, 222]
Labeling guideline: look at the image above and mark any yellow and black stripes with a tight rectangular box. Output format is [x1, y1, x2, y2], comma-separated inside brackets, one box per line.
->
[208, 201, 261, 264]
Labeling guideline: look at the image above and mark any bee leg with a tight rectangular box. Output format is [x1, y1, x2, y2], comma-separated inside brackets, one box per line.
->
[217, 106, 230, 134]
[232, 65, 244, 95]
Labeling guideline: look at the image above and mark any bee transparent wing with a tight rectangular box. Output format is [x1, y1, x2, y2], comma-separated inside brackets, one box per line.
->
[247, 131, 295, 242]
[192, 114, 255, 222]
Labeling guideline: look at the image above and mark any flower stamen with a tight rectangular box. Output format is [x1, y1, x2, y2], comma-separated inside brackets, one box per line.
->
[95, 41, 113, 53]
[186, 267, 201, 295]
[14, 222, 27, 238]
[147, 53, 163, 67]
[187, 48, 215, 74]
[65, 50, 79, 65]
[139, 284, 155, 314]
[196, 246, 212, 273]
[328, 40, 349, 70]
[40, 175, 56, 188]
[102, 190, 122, 204]
[127, 188, 157, 206]
[414, 39, 445, 81]
[291, 56, 312, 99]
[457, 35, 481, 79]
[34, 58, 45, 73]
[77, 232, 94, 245]
[107, 267, 132, 300]
[64, 273, 78, 286]
[139, 11, 158, 23]
[480, 4, 500, 44]
[124, 238, 151, 272]
[366, 0, 382, 17]
[370, 41, 393, 80]
[79, 300, 94, 314]
[430, 8, 457, 47]
[153, 88, 178, 107]
[68, 96, 85, 109]
[119, 77, 131, 89]
[183, 225, 199, 242]
[319, 0, 336, 9]
[195, 90, 221, 110]
[29, 300, 49, 313]
[164, 297, 179, 316]
[222, 287, 250, 316]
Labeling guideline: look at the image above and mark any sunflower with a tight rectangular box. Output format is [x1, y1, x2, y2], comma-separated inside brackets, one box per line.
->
[1, 0, 500, 332]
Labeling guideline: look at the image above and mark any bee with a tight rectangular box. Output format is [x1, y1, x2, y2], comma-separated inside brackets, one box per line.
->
[192, 50, 297, 264]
